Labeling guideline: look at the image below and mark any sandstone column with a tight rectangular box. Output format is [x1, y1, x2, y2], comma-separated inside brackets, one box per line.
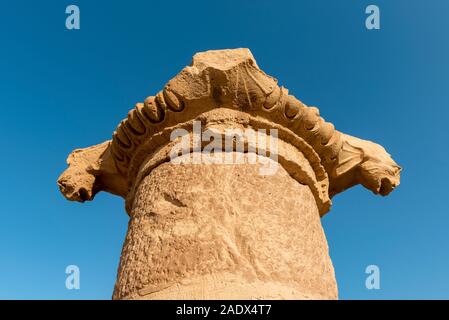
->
[57, 49, 401, 300]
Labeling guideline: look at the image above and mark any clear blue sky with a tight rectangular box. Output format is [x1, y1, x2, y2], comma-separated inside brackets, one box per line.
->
[0, 0, 448, 299]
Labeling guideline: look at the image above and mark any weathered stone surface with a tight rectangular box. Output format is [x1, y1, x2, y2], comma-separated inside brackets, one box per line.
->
[113, 154, 337, 300]
[57, 48, 401, 300]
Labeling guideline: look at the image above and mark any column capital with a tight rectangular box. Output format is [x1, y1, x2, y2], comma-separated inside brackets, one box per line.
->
[58, 48, 400, 216]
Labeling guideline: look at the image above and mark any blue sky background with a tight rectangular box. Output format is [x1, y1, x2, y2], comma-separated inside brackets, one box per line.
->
[0, 0, 448, 299]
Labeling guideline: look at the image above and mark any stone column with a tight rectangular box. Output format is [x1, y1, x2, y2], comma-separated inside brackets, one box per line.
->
[57, 49, 401, 300]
